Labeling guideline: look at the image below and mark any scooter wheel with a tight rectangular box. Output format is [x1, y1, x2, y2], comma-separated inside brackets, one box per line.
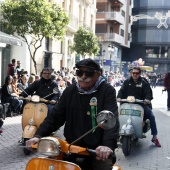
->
[23, 138, 31, 155]
[122, 136, 131, 156]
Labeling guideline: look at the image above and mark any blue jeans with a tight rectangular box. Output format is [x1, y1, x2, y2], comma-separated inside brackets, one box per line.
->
[143, 105, 157, 135]
[167, 89, 170, 109]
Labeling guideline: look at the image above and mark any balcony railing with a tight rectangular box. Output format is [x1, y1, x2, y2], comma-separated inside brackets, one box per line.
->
[79, 21, 93, 32]
[96, 12, 124, 24]
[96, 33, 124, 44]
[65, 11, 79, 31]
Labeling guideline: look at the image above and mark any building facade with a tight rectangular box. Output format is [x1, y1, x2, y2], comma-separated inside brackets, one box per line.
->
[122, 0, 170, 74]
[95, 0, 132, 73]
[1, 0, 97, 81]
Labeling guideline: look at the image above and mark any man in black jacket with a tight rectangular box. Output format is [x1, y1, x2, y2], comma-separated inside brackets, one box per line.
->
[117, 66, 161, 147]
[20, 67, 59, 113]
[26, 58, 119, 170]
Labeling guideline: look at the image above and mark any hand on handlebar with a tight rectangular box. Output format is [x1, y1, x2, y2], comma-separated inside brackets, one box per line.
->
[26, 137, 40, 150]
[95, 146, 113, 161]
[144, 99, 151, 105]
[50, 100, 56, 105]
[117, 98, 121, 102]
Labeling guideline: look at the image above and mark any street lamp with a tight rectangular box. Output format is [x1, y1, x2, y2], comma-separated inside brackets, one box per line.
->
[108, 44, 114, 72]
[102, 49, 106, 67]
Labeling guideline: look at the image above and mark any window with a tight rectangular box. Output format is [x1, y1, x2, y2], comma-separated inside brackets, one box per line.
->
[120, 29, 124, 37]
[45, 38, 49, 51]
[121, 10, 125, 17]
[145, 47, 168, 58]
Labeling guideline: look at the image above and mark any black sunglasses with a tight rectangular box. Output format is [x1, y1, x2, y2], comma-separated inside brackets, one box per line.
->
[132, 72, 140, 75]
[76, 69, 98, 77]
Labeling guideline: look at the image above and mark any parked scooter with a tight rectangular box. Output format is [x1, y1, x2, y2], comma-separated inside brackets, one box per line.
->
[19, 87, 59, 155]
[24, 110, 121, 170]
[118, 96, 150, 156]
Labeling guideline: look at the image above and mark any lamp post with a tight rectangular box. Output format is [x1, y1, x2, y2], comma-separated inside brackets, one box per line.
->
[108, 44, 114, 72]
[102, 49, 106, 67]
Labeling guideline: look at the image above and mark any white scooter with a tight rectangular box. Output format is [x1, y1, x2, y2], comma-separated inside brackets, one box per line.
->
[118, 96, 150, 156]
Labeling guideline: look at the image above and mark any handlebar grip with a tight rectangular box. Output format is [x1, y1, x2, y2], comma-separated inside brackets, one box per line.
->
[87, 149, 116, 164]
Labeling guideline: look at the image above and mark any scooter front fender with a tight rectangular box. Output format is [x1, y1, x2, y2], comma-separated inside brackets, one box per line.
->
[22, 125, 37, 139]
[120, 124, 135, 136]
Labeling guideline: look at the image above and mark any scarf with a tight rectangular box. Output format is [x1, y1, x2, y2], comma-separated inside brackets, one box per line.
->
[76, 76, 105, 95]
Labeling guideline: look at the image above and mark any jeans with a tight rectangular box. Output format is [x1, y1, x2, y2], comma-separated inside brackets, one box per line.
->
[143, 105, 157, 135]
[167, 89, 170, 109]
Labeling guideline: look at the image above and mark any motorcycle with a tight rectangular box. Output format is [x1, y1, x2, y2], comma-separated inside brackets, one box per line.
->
[18, 86, 59, 155]
[118, 96, 150, 156]
[24, 110, 121, 170]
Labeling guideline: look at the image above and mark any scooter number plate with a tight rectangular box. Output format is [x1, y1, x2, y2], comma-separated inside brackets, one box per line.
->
[120, 109, 141, 117]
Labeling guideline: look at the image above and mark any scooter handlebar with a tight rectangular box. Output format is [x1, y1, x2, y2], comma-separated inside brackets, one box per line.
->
[87, 149, 116, 164]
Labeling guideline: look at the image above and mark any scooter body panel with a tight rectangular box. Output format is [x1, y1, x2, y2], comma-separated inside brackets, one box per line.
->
[26, 158, 81, 170]
[22, 125, 37, 138]
[22, 103, 48, 130]
[119, 103, 144, 138]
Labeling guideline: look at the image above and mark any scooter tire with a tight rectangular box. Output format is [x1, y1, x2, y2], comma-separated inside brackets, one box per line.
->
[23, 138, 31, 155]
[122, 136, 131, 156]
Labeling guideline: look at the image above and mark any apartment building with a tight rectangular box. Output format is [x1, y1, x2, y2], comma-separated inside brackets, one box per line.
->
[95, 0, 132, 73]
[123, 0, 170, 74]
[31, 0, 97, 74]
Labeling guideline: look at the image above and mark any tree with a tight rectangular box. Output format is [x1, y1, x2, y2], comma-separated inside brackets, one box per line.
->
[70, 27, 99, 59]
[0, 0, 69, 74]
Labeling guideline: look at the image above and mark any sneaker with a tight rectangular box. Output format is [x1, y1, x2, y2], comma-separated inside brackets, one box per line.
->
[0, 129, 3, 134]
[151, 138, 161, 147]
[0, 119, 4, 128]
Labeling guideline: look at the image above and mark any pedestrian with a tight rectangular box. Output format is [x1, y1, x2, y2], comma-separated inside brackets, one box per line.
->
[1, 75, 23, 115]
[16, 61, 22, 78]
[150, 73, 157, 88]
[26, 58, 119, 170]
[163, 69, 170, 111]
[117, 66, 161, 147]
[7, 59, 17, 76]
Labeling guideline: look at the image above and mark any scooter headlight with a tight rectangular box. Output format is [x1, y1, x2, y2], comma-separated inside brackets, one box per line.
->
[31, 95, 40, 102]
[126, 96, 135, 102]
[37, 137, 61, 156]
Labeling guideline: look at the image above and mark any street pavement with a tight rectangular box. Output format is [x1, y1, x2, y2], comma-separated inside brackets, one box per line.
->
[0, 86, 170, 170]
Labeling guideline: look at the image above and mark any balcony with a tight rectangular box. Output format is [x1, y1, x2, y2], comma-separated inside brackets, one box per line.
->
[96, 12, 124, 25]
[110, 0, 125, 6]
[97, 0, 125, 6]
[65, 11, 79, 33]
[84, 0, 94, 4]
[79, 22, 93, 32]
[96, 33, 124, 44]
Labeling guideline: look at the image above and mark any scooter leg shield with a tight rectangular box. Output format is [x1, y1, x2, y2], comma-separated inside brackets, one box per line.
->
[22, 125, 37, 139]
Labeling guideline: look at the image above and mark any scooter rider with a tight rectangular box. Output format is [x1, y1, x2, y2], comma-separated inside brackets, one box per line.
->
[117, 66, 161, 147]
[26, 58, 119, 170]
[20, 67, 60, 113]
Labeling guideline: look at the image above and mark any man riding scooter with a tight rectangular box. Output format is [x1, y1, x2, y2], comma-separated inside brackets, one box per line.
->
[20, 67, 60, 113]
[117, 66, 161, 147]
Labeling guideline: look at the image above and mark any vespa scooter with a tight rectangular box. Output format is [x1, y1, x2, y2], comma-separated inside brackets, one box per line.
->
[24, 110, 122, 170]
[19, 87, 59, 155]
[118, 96, 150, 156]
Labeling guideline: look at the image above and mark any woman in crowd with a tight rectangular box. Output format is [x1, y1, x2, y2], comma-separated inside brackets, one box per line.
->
[1, 75, 23, 115]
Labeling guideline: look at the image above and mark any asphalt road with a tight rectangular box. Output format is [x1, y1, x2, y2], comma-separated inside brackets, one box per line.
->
[0, 86, 169, 170]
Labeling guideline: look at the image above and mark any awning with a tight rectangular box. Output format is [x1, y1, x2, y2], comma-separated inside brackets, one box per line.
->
[0, 31, 22, 46]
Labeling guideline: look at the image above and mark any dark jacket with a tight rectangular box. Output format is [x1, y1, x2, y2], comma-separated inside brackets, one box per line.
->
[7, 64, 16, 76]
[164, 72, 170, 90]
[20, 78, 59, 101]
[1, 84, 12, 102]
[117, 76, 152, 101]
[34, 81, 119, 150]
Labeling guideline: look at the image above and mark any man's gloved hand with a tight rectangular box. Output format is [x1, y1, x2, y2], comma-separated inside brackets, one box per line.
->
[117, 98, 121, 102]
[50, 100, 56, 105]
[144, 99, 151, 104]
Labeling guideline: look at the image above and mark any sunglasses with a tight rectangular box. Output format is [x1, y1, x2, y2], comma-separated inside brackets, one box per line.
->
[132, 72, 140, 75]
[43, 72, 51, 75]
[76, 69, 97, 77]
